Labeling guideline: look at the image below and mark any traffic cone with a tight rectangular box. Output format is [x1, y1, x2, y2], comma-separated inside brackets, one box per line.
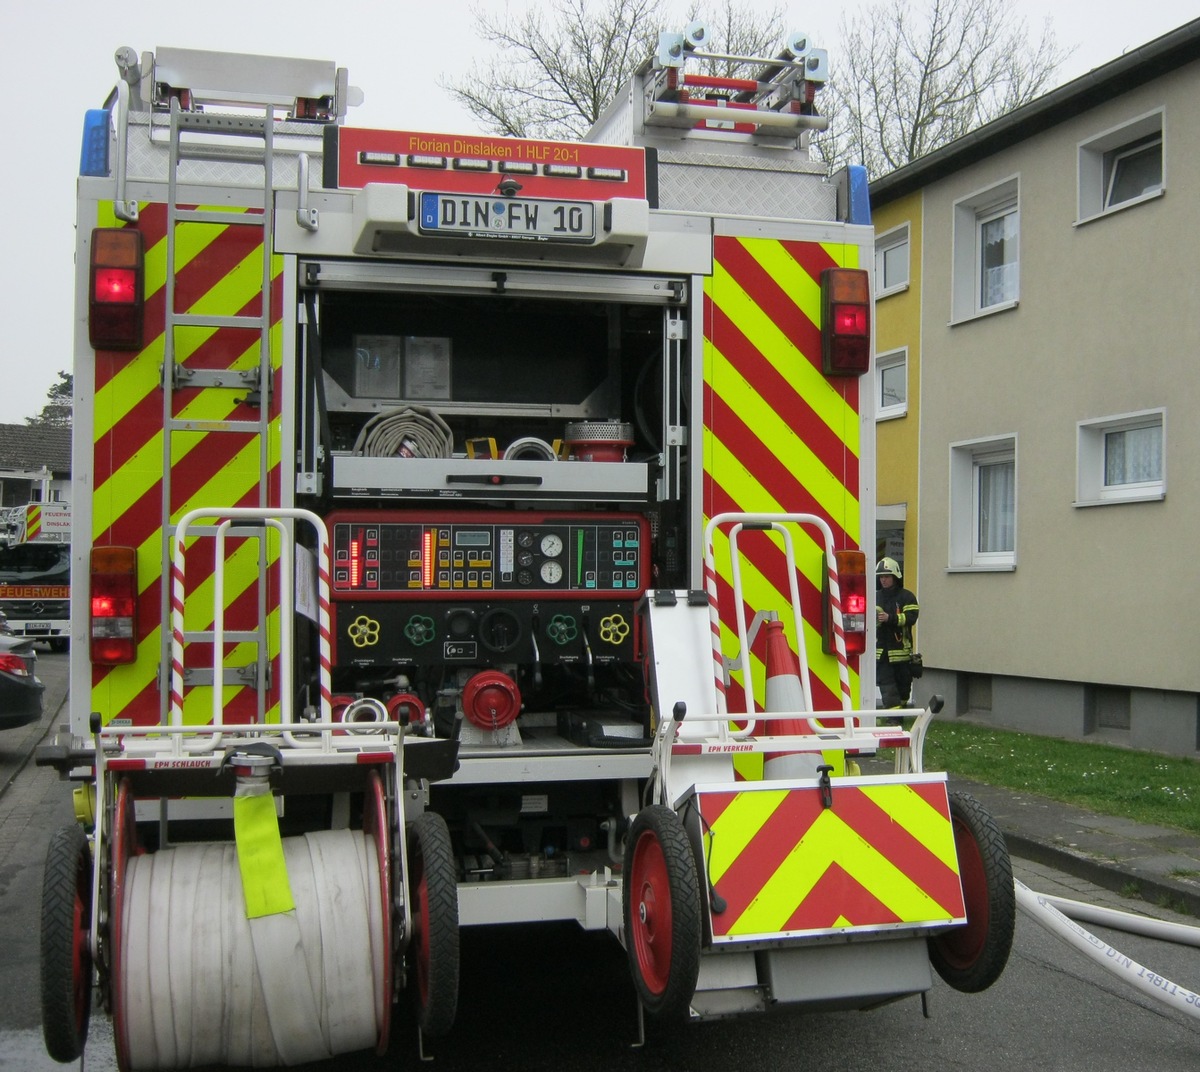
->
[762, 619, 821, 779]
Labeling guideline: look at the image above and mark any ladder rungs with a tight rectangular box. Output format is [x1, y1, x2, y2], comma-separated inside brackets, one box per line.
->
[173, 208, 267, 226]
[175, 112, 269, 135]
[166, 419, 268, 434]
[172, 313, 267, 331]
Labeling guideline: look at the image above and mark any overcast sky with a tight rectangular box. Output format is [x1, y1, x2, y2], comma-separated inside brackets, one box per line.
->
[3, 1, 1195, 426]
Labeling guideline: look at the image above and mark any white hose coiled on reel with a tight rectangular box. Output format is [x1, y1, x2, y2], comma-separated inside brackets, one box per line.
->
[353, 405, 453, 459]
[118, 829, 385, 1069]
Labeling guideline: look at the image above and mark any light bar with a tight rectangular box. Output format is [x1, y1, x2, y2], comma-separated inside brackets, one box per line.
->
[359, 152, 402, 166]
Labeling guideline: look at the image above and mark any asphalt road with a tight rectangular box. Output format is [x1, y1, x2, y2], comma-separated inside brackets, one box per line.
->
[2, 656, 1198, 1071]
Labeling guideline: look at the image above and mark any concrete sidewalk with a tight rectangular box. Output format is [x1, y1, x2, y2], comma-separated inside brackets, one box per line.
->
[948, 773, 1200, 918]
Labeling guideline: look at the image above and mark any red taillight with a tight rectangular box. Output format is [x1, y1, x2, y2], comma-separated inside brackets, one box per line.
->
[89, 228, 144, 350]
[821, 267, 871, 376]
[0, 653, 30, 676]
[824, 549, 867, 656]
[90, 546, 138, 665]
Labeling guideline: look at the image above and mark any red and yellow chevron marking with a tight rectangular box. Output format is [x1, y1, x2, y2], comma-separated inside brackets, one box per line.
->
[703, 235, 863, 775]
[25, 505, 42, 541]
[88, 201, 284, 728]
[698, 779, 965, 941]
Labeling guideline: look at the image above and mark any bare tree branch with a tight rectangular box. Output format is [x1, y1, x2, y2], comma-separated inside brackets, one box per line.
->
[815, 0, 1072, 178]
[443, 0, 787, 140]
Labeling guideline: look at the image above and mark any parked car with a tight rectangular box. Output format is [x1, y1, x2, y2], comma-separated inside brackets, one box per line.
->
[0, 623, 45, 729]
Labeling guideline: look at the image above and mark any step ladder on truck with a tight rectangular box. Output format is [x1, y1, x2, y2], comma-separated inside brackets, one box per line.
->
[37, 24, 1014, 1070]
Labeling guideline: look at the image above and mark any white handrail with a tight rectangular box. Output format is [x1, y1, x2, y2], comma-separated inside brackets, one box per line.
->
[171, 507, 334, 751]
[702, 511, 854, 726]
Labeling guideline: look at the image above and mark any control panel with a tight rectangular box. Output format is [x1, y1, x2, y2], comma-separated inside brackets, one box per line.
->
[329, 510, 649, 600]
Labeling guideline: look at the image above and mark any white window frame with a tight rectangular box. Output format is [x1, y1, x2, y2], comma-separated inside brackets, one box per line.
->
[1076, 408, 1165, 506]
[874, 224, 910, 298]
[876, 348, 908, 420]
[952, 177, 1019, 323]
[949, 435, 1016, 571]
[1077, 109, 1164, 224]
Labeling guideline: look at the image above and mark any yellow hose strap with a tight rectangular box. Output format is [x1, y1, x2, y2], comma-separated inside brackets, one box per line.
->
[233, 793, 295, 918]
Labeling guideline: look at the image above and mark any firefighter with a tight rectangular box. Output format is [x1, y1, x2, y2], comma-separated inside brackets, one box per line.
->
[875, 557, 919, 709]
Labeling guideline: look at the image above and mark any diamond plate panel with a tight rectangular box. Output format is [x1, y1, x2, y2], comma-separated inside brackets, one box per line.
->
[658, 160, 837, 220]
[122, 114, 325, 189]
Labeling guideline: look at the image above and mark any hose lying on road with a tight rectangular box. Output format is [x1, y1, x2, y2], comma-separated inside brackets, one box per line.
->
[1016, 879, 1200, 1022]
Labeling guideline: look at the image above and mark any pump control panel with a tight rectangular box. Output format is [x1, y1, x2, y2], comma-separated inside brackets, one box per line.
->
[329, 510, 650, 599]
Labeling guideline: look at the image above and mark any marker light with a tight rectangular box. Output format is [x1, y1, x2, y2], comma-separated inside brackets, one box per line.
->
[824, 549, 867, 657]
[89, 228, 144, 351]
[821, 267, 871, 376]
[91, 546, 138, 665]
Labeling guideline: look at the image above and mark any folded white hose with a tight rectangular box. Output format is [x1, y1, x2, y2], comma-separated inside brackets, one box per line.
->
[120, 829, 384, 1069]
[1016, 880, 1200, 1022]
[353, 405, 453, 459]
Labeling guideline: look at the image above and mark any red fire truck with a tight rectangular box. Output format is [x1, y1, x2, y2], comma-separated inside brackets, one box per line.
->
[39, 28, 1013, 1069]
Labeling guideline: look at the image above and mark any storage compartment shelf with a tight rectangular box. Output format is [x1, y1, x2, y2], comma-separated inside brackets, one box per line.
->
[330, 454, 652, 502]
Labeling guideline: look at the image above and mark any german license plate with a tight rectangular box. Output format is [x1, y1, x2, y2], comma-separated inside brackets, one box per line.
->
[25, 623, 50, 633]
[419, 192, 595, 242]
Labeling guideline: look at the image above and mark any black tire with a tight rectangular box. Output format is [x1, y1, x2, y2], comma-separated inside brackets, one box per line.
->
[408, 812, 460, 1037]
[49, 638, 69, 654]
[929, 791, 1015, 993]
[622, 805, 701, 1020]
[40, 824, 93, 1063]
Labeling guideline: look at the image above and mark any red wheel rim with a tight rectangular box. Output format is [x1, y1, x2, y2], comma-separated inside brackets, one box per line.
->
[362, 771, 392, 1055]
[629, 829, 673, 996]
[69, 861, 90, 1034]
[939, 812, 989, 968]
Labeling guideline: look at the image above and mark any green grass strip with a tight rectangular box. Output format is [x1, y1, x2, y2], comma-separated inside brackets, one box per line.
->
[922, 720, 1200, 836]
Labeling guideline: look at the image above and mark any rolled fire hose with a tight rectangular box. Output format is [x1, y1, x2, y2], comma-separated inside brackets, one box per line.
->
[353, 405, 453, 459]
[502, 436, 559, 461]
[1016, 880, 1200, 1022]
[118, 829, 385, 1068]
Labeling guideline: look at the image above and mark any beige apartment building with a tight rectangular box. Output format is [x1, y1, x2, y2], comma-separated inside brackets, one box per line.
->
[870, 19, 1200, 755]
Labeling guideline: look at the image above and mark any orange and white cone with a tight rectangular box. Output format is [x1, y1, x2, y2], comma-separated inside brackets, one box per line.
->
[762, 619, 821, 779]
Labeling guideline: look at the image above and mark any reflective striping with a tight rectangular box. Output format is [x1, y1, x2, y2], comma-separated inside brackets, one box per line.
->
[699, 783, 965, 940]
[703, 235, 864, 712]
[859, 782, 962, 871]
[89, 201, 285, 729]
[710, 245, 859, 451]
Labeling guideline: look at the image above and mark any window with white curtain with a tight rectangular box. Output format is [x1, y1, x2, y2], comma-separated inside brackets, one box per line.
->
[1076, 409, 1165, 505]
[975, 453, 1015, 555]
[950, 436, 1016, 569]
[978, 205, 1018, 310]
[952, 177, 1020, 322]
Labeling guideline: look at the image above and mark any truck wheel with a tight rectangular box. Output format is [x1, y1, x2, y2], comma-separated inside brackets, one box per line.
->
[41, 824, 93, 1063]
[408, 812, 459, 1037]
[50, 638, 69, 653]
[622, 805, 700, 1020]
[929, 791, 1015, 993]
